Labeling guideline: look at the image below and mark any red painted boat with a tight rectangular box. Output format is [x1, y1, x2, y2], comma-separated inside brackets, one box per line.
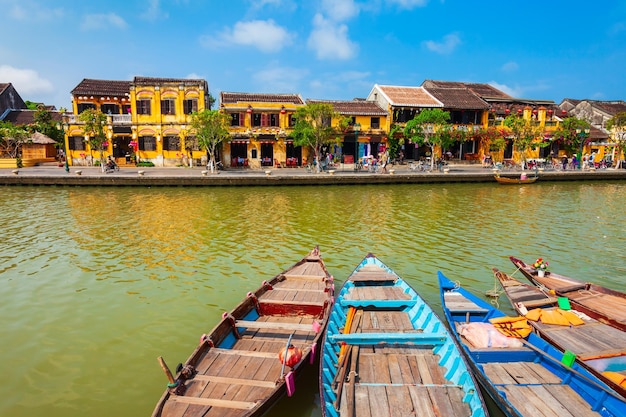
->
[153, 247, 334, 417]
[510, 256, 626, 331]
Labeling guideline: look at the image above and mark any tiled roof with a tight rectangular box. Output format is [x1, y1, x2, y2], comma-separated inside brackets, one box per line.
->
[133, 76, 208, 89]
[423, 87, 489, 110]
[0, 83, 10, 94]
[71, 79, 132, 97]
[375, 85, 442, 107]
[587, 100, 626, 115]
[26, 131, 57, 144]
[221, 92, 305, 105]
[2, 109, 63, 125]
[307, 99, 387, 116]
[590, 125, 609, 140]
[422, 80, 512, 99]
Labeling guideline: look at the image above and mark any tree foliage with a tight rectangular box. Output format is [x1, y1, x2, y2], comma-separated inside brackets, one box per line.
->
[0, 121, 29, 158]
[607, 111, 626, 168]
[291, 103, 348, 172]
[473, 127, 507, 159]
[551, 116, 591, 156]
[190, 109, 231, 172]
[33, 105, 64, 144]
[78, 108, 108, 169]
[502, 114, 544, 164]
[403, 108, 451, 169]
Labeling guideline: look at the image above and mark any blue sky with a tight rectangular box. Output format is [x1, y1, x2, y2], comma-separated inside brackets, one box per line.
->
[1, 0, 625, 110]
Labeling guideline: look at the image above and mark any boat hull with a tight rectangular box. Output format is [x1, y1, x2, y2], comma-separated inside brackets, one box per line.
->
[153, 247, 334, 417]
[320, 254, 486, 417]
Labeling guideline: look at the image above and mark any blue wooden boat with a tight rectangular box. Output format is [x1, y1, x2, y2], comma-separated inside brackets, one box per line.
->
[320, 254, 486, 417]
[439, 271, 626, 417]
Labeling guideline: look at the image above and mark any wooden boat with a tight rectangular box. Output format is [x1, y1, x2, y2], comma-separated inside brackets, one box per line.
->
[510, 256, 626, 331]
[152, 247, 334, 417]
[320, 254, 486, 417]
[439, 271, 626, 416]
[494, 173, 538, 184]
[493, 268, 626, 399]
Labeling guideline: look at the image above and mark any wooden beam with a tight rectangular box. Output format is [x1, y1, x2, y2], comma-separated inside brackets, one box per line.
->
[236, 320, 316, 332]
[192, 374, 277, 388]
[170, 396, 257, 409]
[209, 348, 277, 358]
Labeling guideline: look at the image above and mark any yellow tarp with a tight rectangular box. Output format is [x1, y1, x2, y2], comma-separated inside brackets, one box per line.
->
[524, 308, 585, 326]
[489, 316, 532, 338]
[603, 371, 626, 389]
[525, 308, 543, 322]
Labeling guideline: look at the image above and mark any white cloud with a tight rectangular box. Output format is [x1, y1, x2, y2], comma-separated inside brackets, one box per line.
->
[488, 81, 522, 98]
[206, 20, 293, 53]
[386, 0, 429, 9]
[0, 65, 54, 95]
[81, 13, 128, 31]
[253, 64, 309, 92]
[423, 33, 461, 54]
[308, 14, 358, 60]
[501, 61, 519, 72]
[141, 0, 169, 21]
[6, 1, 64, 22]
[321, 0, 359, 21]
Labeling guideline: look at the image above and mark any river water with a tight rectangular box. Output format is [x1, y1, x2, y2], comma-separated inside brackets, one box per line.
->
[1, 181, 625, 417]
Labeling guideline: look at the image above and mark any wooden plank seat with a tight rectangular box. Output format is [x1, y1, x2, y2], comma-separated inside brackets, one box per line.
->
[281, 274, 326, 280]
[329, 332, 447, 345]
[339, 299, 417, 309]
[168, 396, 258, 410]
[444, 292, 489, 313]
[235, 320, 317, 332]
[258, 299, 325, 307]
[192, 374, 277, 388]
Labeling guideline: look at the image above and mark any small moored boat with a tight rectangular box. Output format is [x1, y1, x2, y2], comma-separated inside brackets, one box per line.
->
[493, 268, 626, 399]
[152, 247, 334, 417]
[320, 254, 486, 417]
[439, 271, 626, 416]
[510, 256, 626, 331]
[494, 173, 538, 184]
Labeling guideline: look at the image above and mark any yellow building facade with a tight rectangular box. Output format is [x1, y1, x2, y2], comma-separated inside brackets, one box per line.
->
[65, 77, 209, 167]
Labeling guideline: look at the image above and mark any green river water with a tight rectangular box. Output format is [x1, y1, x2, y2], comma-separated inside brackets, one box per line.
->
[1, 181, 625, 417]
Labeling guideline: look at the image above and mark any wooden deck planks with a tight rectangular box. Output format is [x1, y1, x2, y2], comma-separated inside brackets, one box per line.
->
[533, 319, 626, 356]
[443, 292, 489, 313]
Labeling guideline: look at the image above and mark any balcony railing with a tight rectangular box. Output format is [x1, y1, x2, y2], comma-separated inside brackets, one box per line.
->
[64, 114, 132, 125]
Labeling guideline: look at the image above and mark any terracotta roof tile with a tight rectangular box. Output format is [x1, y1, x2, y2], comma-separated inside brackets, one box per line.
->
[375, 85, 442, 107]
[133, 76, 208, 89]
[307, 99, 387, 116]
[587, 100, 626, 115]
[2, 109, 63, 125]
[71, 79, 132, 97]
[221, 92, 305, 105]
[424, 87, 489, 109]
[422, 80, 512, 99]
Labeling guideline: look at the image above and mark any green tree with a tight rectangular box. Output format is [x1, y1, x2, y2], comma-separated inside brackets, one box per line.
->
[190, 109, 231, 173]
[403, 108, 451, 170]
[607, 111, 626, 169]
[551, 117, 591, 164]
[291, 103, 348, 172]
[387, 124, 404, 163]
[474, 127, 507, 161]
[503, 114, 544, 168]
[0, 121, 29, 160]
[33, 105, 64, 144]
[78, 108, 108, 170]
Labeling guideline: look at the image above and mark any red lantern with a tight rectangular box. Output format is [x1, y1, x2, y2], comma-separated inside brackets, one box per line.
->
[278, 345, 302, 368]
[505, 109, 510, 114]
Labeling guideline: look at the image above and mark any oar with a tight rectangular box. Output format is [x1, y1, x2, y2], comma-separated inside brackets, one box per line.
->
[345, 344, 360, 417]
[158, 356, 176, 386]
[518, 339, 624, 401]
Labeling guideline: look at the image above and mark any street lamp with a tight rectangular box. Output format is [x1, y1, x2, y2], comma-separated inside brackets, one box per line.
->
[576, 128, 590, 170]
[62, 113, 70, 173]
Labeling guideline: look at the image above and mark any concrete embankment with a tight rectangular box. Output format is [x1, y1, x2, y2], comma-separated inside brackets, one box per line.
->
[1, 165, 626, 187]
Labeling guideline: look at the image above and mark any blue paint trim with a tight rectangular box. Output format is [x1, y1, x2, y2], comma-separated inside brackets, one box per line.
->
[329, 332, 446, 345]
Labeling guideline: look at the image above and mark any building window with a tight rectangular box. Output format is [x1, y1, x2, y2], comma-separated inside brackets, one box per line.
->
[161, 99, 176, 115]
[137, 100, 151, 115]
[163, 135, 180, 151]
[289, 115, 296, 127]
[183, 99, 198, 115]
[77, 103, 96, 113]
[269, 113, 279, 127]
[101, 104, 119, 114]
[68, 136, 86, 150]
[231, 113, 242, 126]
[371, 117, 380, 129]
[139, 136, 157, 151]
[252, 113, 262, 127]
[185, 135, 199, 151]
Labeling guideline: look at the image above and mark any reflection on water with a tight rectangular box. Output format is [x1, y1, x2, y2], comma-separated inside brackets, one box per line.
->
[1, 182, 625, 417]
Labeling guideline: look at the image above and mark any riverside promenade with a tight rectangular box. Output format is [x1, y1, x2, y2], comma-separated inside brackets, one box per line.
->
[2, 163, 626, 186]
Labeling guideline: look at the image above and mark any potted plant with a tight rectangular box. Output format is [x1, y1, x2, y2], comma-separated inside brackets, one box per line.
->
[532, 258, 549, 277]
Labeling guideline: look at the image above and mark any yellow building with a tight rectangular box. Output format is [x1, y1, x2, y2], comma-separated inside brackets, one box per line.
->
[219, 92, 306, 168]
[65, 77, 209, 167]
